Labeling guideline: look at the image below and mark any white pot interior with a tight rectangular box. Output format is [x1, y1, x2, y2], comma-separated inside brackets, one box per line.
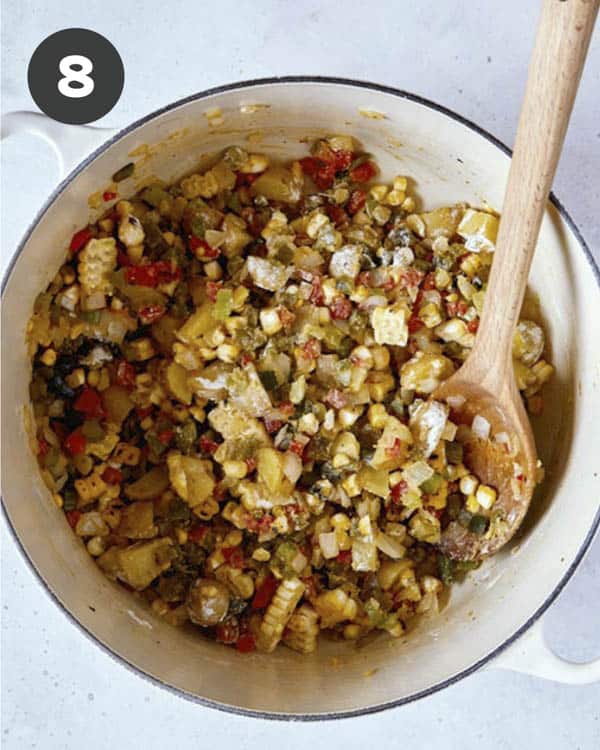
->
[2, 80, 599, 716]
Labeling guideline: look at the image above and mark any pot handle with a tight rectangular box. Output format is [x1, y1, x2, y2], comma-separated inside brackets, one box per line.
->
[1, 111, 117, 177]
[489, 618, 600, 684]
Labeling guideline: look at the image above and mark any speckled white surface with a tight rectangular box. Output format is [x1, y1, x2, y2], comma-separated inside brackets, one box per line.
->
[1, 1, 599, 748]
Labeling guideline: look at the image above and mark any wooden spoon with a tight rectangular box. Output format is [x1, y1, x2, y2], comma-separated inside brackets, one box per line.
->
[435, 0, 598, 561]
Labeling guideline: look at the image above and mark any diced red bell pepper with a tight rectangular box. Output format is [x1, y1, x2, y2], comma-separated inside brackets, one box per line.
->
[422, 272, 437, 291]
[236, 634, 256, 653]
[264, 417, 283, 435]
[65, 510, 81, 529]
[240, 352, 253, 367]
[385, 437, 404, 459]
[102, 191, 117, 202]
[299, 156, 320, 178]
[277, 306, 295, 328]
[329, 296, 352, 320]
[391, 479, 408, 504]
[101, 467, 123, 484]
[314, 161, 336, 190]
[74, 386, 105, 419]
[446, 299, 469, 317]
[309, 276, 325, 305]
[158, 429, 174, 446]
[115, 360, 137, 388]
[189, 236, 220, 259]
[69, 228, 92, 254]
[325, 203, 349, 227]
[188, 524, 209, 543]
[467, 318, 479, 333]
[222, 546, 244, 568]
[37, 438, 50, 460]
[64, 430, 86, 455]
[302, 339, 321, 359]
[278, 401, 295, 418]
[331, 149, 353, 171]
[235, 171, 259, 187]
[289, 440, 306, 459]
[206, 281, 222, 303]
[347, 189, 367, 215]
[252, 574, 278, 609]
[408, 315, 424, 333]
[336, 550, 352, 565]
[349, 161, 378, 183]
[136, 406, 153, 419]
[199, 436, 219, 454]
[398, 267, 424, 289]
[125, 261, 181, 287]
[138, 304, 165, 325]
[325, 389, 348, 409]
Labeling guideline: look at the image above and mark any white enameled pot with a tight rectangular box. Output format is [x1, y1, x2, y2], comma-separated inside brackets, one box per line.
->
[2, 78, 599, 719]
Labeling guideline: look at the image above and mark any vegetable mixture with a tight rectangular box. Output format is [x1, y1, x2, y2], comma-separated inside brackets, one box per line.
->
[28, 136, 553, 654]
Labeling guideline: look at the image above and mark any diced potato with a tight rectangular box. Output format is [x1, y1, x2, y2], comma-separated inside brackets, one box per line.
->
[125, 466, 170, 500]
[118, 501, 157, 539]
[101, 385, 134, 425]
[329, 245, 363, 280]
[421, 206, 464, 239]
[457, 209, 499, 252]
[114, 538, 175, 590]
[378, 559, 415, 590]
[251, 165, 303, 204]
[221, 214, 252, 257]
[409, 509, 441, 543]
[227, 364, 272, 418]
[167, 453, 215, 510]
[513, 320, 545, 366]
[409, 400, 449, 458]
[400, 352, 454, 394]
[166, 362, 193, 404]
[358, 466, 390, 498]
[208, 402, 269, 444]
[371, 303, 410, 347]
[257, 448, 285, 494]
[176, 303, 214, 343]
[246, 256, 291, 292]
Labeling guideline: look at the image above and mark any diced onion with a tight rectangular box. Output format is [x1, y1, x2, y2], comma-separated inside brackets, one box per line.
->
[472, 414, 491, 439]
[318, 532, 339, 559]
[291, 551, 308, 573]
[404, 460, 434, 488]
[283, 451, 303, 484]
[375, 531, 406, 559]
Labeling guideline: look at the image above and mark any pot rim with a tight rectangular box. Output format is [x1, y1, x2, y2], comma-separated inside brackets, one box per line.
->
[2, 75, 599, 721]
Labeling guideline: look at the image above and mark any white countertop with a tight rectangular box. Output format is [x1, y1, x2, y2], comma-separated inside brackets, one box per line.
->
[1, 1, 599, 747]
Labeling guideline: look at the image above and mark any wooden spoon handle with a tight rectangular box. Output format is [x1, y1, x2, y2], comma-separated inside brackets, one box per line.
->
[471, 0, 598, 386]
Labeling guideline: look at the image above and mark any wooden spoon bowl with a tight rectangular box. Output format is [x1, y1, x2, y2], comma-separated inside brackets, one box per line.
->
[431, 0, 598, 561]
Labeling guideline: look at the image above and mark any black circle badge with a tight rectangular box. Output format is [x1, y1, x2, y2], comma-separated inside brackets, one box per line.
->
[28, 28, 124, 125]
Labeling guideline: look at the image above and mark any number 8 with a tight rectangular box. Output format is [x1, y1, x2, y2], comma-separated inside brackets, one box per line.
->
[58, 55, 95, 98]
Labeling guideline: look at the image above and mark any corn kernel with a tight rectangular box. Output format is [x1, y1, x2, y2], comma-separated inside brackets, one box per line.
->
[465, 494, 480, 513]
[475, 484, 497, 510]
[87, 536, 106, 557]
[371, 345, 390, 370]
[52, 493, 64, 509]
[333, 453, 352, 469]
[386, 189, 405, 206]
[66, 368, 86, 389]
[459, 474, 479, 496]
[344, 624, 361, 640]
[152, 598, 169, 617]
[342, 474, 361, 497]
[368, 403, 388, 429]
[223, 460, 248, 479]
[40, 348, 57, 366]
[224, 529, 243, 547]
[173, 527, 188, 545]
[393, 176, 408, 192]
[298, 412, 320, 436]
[260, 308, 283, 335]
[370, 185, 389, 202]
[401, 196, 416, 212]
[338, 405, 363, 428]
[87, 370, 100, 387]
[252, 548, 271, 562]
[232, 286, 249, 310]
